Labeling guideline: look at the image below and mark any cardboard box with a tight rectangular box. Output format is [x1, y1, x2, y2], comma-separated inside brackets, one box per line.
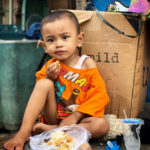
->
[71, 10, 150, 118]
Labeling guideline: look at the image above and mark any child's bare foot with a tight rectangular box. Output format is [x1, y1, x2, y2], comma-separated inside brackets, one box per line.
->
[32, 122, 58, 134]
[4, 130, 30, 150]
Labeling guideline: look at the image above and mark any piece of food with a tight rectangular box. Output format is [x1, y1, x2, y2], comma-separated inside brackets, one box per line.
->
[56, 60, 60, 67]
[48, 60, 60, 69]
[41, 130, 74, 150]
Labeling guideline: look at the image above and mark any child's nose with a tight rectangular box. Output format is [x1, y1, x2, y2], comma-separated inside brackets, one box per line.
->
[56, 39, 63, 47]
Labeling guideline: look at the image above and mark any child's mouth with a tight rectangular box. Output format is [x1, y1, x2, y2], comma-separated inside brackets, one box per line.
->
[55, 51, 65, 55]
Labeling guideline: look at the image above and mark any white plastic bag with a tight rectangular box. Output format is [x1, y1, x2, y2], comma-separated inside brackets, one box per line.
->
[29, 124, 91, 150]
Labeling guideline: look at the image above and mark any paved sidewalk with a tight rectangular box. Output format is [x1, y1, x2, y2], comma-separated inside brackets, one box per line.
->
[1, 103, 150, 150]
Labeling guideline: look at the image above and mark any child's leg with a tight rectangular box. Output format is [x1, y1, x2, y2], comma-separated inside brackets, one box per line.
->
[4, 79, 58, 150]
[79, 117, 110, 139]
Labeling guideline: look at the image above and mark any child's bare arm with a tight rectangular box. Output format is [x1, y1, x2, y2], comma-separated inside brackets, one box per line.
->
[59, 111, 86, 126]
[46, 61, 60, 80]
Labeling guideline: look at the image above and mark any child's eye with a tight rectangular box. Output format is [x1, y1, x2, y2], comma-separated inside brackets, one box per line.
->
[63, 35, 69, 40]
[47, 38, 54, 42]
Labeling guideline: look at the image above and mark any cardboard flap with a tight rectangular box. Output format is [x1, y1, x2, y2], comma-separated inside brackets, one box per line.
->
[70, 10, 93, 24]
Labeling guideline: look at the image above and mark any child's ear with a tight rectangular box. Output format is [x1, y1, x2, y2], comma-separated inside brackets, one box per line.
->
[77, 32, 84, 47]
[37, 39, 47, 53]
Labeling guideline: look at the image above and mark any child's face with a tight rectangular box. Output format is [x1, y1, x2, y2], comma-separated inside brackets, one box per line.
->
[41, 17, 83, 61]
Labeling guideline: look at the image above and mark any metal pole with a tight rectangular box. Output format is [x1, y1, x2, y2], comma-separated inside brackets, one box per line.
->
[0, 0, 3, 23]
[9, 0, 13, 24]
[21, 0, 27, 31]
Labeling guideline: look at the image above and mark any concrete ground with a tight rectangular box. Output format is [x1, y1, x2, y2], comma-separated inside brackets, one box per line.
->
[0, 103, 150, 150]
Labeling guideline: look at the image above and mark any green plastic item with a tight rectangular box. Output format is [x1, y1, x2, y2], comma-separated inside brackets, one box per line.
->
[147, 14, 150, 19]
[0, 40, 44, 131]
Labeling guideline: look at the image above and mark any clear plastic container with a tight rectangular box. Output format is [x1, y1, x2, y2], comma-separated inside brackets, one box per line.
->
[123, 119, 143, 150]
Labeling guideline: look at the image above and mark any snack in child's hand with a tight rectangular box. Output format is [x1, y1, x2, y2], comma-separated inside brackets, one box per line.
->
[48, 60, 60, 69]
[41, 130, 74, 150]
[56, 60, 60, 67]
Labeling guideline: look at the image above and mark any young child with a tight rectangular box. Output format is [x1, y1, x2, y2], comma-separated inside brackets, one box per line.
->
[4, 10, 110, 150]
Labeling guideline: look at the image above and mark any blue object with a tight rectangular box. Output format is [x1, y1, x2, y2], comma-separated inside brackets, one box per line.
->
[85, 0, 131, 12]
[54, 81, 66, 102]
[123, 119, 141, 124]
[93, 0, 131, 11]
[85, 0, 94, 10]
[25, 22, 41, 39]
[106, 141, 121, 150]
[146, 80, 150, 102]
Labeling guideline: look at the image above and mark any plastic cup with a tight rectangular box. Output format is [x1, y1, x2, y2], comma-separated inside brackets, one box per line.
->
[123, 119, 143, 150]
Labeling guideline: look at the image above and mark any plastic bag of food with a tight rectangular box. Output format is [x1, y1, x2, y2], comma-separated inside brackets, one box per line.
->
[29, 124, 91, 150]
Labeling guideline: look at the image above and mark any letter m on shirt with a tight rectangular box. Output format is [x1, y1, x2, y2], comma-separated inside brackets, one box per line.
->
[63, 71, 80, 82]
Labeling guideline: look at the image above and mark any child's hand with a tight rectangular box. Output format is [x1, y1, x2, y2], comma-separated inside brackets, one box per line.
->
[59, 114, 79, 126]
[59, 111, 85, 126]
[46, 61, 60, 80]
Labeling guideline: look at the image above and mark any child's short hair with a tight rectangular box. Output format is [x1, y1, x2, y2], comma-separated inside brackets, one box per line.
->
[41, 10, 80, 34]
